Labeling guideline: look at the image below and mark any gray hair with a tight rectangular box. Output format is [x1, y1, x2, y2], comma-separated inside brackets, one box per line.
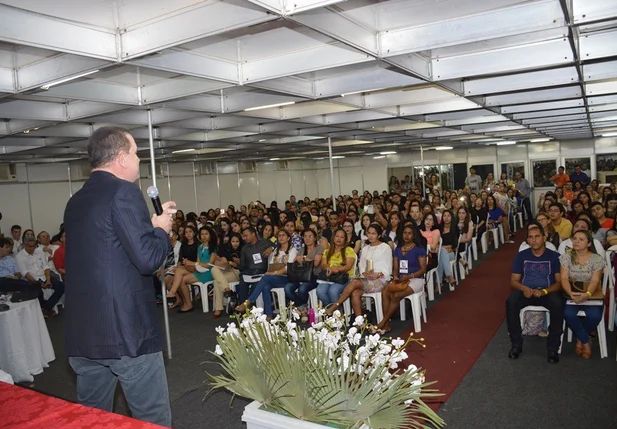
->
[88, 126, 132, 169]
[23, 237, 37, 244]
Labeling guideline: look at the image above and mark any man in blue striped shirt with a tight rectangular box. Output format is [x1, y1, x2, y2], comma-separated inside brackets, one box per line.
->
[0, 238, 22, 279]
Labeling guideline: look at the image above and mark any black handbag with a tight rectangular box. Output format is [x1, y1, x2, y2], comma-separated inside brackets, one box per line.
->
[287, 261, 314, 283]
[317, 270, 349, 285]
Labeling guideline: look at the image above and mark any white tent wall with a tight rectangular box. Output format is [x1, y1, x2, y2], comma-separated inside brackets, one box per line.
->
[1, 138, 616, 236]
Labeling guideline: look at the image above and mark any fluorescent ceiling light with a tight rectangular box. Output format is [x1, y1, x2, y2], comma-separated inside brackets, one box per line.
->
[380, 151, 397, 155]
[244, 102, 295, 111]
[258, 139, 266, 142]
[270, 158, 280, 161]
[601, 132, 617, 137]
[373, 155, 386, 159]
[331, 155, 345, 159]
[40, 70, 99, 90]
[341, 87, 386, 97]
[496, 141, 517, 146]
[434, 146, 453, 151]
[171, 148, 196, 154]
[530, 138, 550, 142]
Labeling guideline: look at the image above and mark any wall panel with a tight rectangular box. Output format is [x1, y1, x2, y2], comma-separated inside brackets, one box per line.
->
[256, 165, 277, 206]
[195, 174, 219, 211]
[289, 169, 305, 199]
[218, 173, 241, 208]
[274, 170, 292, 204]
[239, 172, 259, 205]
[29, 182, 71, 234]
[0, 183, 31, 232]
[170, 176, 198, 214]
[339, 166, 363, 195]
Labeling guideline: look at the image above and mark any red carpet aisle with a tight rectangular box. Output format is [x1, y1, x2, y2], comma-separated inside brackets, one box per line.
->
[403, 232, 524, 410]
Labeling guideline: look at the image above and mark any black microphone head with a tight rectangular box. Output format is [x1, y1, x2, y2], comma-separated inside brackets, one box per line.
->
[147, 186, 159, 198]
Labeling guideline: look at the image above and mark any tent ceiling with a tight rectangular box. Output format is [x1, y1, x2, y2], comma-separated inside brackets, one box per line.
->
[0, 0, 616, 163]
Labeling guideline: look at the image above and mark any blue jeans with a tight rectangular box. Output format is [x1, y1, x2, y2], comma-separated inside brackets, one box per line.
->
[316, 282, 347, 306]
[38, 277, 65, 310]
[69, 352, 171, 427]
[248, 274, 289, 317]
[284, 280, 317, 307]
[436, 248, 454, 281]
[564, 304, 604, 344]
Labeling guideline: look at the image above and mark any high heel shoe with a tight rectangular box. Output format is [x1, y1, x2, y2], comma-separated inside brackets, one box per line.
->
[325, 302, 340, 316]
[235, 300, 251, 313]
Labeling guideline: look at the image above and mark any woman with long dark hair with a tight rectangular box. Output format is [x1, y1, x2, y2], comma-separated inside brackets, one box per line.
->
[369, 225, 427, 335]
[437, 210, 458, 288]
[326, 223, 392, 317]
[211, 232, 242, 318]
[316, 228, 355, 306]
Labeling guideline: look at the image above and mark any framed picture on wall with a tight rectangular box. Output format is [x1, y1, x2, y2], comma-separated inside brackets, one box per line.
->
[532, 159, 557, 187]
[564, 157, 591, 177]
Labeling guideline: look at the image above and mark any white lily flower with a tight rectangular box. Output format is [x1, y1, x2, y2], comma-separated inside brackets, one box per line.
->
[353, 315, 365, 327]
[214, 345, 224, 355]
[391, 337, 405, 348]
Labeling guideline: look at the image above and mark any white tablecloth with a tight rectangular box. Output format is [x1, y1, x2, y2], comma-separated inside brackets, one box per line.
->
[0, 299, 55, 382]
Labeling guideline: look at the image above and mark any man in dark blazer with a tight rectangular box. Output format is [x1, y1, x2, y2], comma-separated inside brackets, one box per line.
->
[64, 126, 175, 426]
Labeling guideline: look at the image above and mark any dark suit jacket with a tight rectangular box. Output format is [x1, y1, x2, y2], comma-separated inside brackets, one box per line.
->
[64, 171, 169, 359]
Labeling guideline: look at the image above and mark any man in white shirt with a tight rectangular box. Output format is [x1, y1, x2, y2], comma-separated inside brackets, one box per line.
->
[16, 237, 65, 317]
[10, 225, 22, 254]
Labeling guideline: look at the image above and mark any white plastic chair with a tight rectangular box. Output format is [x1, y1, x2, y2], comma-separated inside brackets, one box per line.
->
[517, 212, 524, 229]
[399, 289, 427, 333]
[519, 305, 560, 354]
[425, 239, 441, 301]
[191, 281, 214, 313]
[471, 236, 479, 261]
[270, 287, 288, 320]
[363, 293, 384, 324]
[42, 288, 64, 313]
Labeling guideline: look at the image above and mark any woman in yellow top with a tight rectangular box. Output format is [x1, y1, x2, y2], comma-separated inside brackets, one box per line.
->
[316, 228, 356, 306]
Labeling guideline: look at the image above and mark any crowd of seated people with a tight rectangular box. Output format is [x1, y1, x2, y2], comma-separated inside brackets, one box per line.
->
[3, 164, 617, 344]
[0, 224, 66, 318]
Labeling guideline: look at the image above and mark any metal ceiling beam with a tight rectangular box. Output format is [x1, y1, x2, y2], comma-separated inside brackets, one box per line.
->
[252, 77, 316, 98]
[66, 102, 129, 121]
[379, 0, 564, 55]
[0, 67, 14, 92]
[242, 43, 372, 83]
[120, 0, 276, 60]
[464, 67, 579, 96]
[16, 54, 112, 92]
[501, 99, 585, 113]
[288, 7, 378, 56]
[432, 38, 573, 80]
[129, 50, 239, 84]
[245, 0, 347, 15]
[0, 4, 117, 60]
[485, 86, 582, 106]
[35, 80, 140, 105]
[141, 77, 233, 104]
[0, 100, 65, 121]
[572, 0, 617, 25]
[314, 67, 422, 98]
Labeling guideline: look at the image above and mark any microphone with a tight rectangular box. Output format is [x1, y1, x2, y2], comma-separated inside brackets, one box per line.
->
[146, 186, 164, 216]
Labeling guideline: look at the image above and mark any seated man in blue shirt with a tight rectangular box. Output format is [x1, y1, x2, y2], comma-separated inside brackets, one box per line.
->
[506, 222, 564, 363]
[0, 237, 22, 280]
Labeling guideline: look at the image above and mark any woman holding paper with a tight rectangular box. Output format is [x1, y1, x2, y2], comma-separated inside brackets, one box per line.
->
[560, 230, 605, 359]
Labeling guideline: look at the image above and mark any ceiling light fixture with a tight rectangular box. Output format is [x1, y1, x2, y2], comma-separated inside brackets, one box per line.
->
[530, 138, 550, 143]
[496, 141, 516, 146]
[171, 148, 196, 154]
[270, 157, 280, 161]
[380, 151, 397, 155]
[40, 70, 100, 90]
[601, 132, 617, 137]
[244, 102, 295, 111]
[434, 146, 453, 151]
[331, 155, 345, 159]
[340, 87, 386, 97]
[373, 155, 386, 159]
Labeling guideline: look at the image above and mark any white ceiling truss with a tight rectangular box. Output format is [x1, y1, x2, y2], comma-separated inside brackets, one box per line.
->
[0, 0, 616, 162]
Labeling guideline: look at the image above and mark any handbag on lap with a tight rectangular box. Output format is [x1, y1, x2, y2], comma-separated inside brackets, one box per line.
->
[287, 261, 314, 283]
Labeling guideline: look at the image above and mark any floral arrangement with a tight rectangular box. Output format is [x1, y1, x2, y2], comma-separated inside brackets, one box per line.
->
[209, 307, 444, 429]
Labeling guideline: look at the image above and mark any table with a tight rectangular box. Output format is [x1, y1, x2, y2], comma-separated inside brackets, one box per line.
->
[0, 382, 167, 429]
[0, 299, 55, 382]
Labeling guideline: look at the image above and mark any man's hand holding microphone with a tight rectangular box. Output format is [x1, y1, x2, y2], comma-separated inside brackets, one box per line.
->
[147, 186, 176, 234]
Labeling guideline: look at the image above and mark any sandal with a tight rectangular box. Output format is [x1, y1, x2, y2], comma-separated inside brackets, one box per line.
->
[367, 324, 387, 335]
[325, 302, 340, 316]
[235, 300, 251, 313]
[169, 300, 183, 309]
